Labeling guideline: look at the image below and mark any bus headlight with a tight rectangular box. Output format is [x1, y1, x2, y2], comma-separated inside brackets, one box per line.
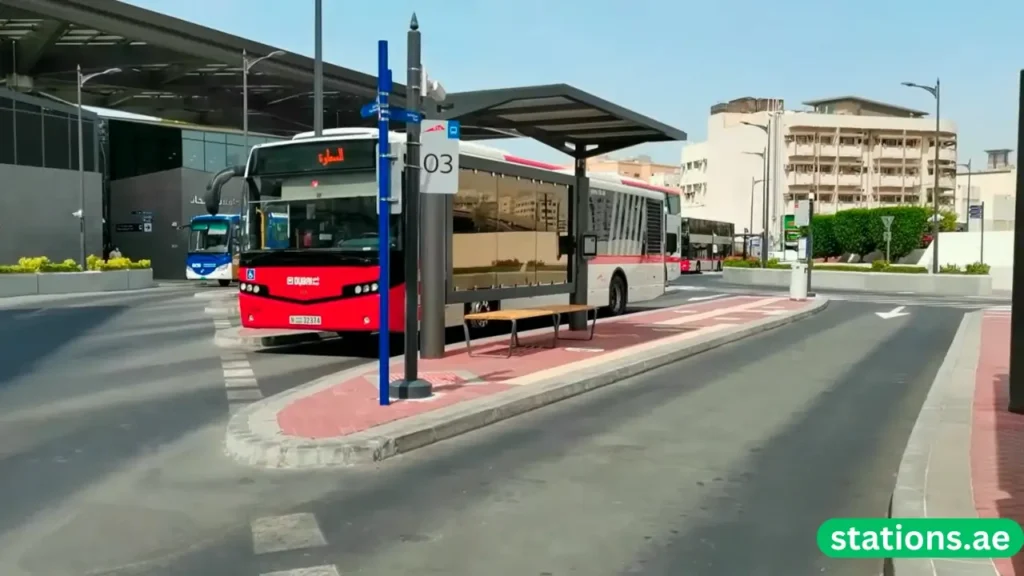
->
[239, 283, 248, 291]
[371, 282, 379, 292]
[252, 285, 260, 294]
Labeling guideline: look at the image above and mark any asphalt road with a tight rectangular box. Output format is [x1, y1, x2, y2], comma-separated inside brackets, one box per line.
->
[90, 298, 961, 576]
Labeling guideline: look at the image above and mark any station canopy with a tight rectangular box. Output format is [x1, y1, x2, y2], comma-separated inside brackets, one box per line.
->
[438, 84, 688, 157]
[0, 0, 687, 151]
[0, 0, 397, 135]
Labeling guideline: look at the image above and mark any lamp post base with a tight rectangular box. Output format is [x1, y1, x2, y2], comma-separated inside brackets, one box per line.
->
[389, 379, 433, 400]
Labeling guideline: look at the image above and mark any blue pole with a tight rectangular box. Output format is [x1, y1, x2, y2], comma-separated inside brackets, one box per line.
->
[377, 40, 391, 407]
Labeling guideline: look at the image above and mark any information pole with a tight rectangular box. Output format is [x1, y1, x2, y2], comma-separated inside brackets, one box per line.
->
[376, 40, 392, 407]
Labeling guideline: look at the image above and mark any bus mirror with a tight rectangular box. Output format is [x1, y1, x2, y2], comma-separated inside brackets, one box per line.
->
[581, 234, 598, 260]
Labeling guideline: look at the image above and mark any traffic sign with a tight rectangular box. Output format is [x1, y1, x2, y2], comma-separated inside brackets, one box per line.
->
[143, 222, 153, 233]
[969, 204, 984, 219]
[390, 107, 422, 124]
[420, 120, 459, 195]
[360, 101, 378, 119]
[881, 215, 895, 230]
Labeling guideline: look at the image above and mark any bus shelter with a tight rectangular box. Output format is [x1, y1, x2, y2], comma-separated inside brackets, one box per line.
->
[427, 83, 688, 339]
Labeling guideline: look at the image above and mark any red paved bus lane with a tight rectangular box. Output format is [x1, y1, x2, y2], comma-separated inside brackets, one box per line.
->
[225, 295, 828, 469]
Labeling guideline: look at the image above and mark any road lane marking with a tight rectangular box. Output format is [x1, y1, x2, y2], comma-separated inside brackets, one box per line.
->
[227, 389, 263, 402]
[260, 566, 340, 576]
[223, 368, 255, 378]
[251, 513, 328, 555]
[655, 298, 784, 326]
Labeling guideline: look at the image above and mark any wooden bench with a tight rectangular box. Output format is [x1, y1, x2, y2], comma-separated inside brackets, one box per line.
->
[462, 304, 600, 358]
[528, 304, 599, 342]
[462, 309, 558, 358]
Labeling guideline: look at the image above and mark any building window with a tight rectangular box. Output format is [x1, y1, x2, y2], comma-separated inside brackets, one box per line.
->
[182, 134, 205, 170]
[204, 140, 227, 172]
[43, 110, 71, 170]
[0, 99, 13, 165]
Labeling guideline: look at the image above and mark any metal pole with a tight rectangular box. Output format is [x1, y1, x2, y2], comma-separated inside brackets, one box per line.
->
[806, 196, 815, 294]
[1009, 69, 1024, 414]
[931, 78, 941, 274]
[760, 147, 768, 266]
[313, 0, 323, 136]
[242, 50, 249, 250]
[392, 13, 433, 399]
[764, 114, 773, 260]
[376, 41, 391, 407]
[965, 163, 972, 232]
[980, 202, 985, 264]
[77, 65, 86, 269]
[749, 177, 755, 236]
[419, 15, 450, 357]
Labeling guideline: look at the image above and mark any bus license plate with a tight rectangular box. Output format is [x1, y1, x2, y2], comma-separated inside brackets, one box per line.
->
[289, 315, 322, 326]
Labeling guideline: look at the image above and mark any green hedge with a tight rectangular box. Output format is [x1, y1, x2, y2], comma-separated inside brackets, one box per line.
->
[0, 255, 151, 274]
[939, 262, 991, 276]
[828, 206, 929, 260]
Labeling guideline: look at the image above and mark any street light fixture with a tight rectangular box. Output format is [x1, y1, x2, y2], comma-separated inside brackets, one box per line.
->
[241, 49, 285, 250]
[902, 78, 942, 273]
[743, 148, 769, 266]
[76, 65, 120, 269]
[958, 159, 972, 232]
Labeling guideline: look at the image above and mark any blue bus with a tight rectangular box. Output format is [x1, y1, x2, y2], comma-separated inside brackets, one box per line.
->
[186, 212, 288, 285]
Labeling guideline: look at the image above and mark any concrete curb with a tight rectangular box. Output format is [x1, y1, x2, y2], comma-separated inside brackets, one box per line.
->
[224, 297, 829, 469]
[889, 310, 997, 576]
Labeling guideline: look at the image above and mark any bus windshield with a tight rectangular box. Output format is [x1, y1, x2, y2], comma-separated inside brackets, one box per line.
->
[189, 220, 231, 253]
[256, 197, 401, 252]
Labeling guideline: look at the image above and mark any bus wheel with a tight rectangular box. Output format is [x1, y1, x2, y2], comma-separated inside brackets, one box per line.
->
[608, 274, 628, 316]
[218, 280, 231, 287]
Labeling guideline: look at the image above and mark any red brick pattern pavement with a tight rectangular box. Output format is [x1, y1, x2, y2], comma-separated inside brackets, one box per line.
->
[277, 296, 809, 439]
[971, 309, 1018, 575]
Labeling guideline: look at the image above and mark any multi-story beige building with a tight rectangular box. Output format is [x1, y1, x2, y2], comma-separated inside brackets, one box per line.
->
[956, 149, 1016, 231]
[680, 96, 959, 245]
[586, 155, 681, 187]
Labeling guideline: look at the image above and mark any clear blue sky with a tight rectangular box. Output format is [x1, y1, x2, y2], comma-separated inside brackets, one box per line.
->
[128, 0, 1022, 167]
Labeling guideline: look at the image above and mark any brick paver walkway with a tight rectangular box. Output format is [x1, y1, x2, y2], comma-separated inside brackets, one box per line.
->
[971, 307, 1018, 575]
[276, 296, 809, 439]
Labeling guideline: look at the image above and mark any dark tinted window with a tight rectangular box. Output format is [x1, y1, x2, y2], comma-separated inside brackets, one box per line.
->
[15, 108, 43, 167]
[109, 119, 182, 179]
[43, 111, 70, 170]
[0, 102, 13, 165]
[250, 139, 377, 177]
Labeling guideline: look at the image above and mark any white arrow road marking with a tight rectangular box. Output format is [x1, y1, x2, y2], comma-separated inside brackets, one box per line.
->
[688, 294, 729, 302]
[875, 305, 910, 319]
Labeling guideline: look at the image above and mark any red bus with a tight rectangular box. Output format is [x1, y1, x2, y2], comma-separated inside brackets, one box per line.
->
[204, 128, 682, 337]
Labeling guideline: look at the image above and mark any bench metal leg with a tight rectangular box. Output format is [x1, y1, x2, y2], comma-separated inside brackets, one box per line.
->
[507, 319, 517, 358]
[555, 309, 597, 341]
[463, 322, 475, 357]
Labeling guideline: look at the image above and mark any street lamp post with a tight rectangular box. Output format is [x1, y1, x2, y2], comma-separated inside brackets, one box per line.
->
[742, 120, 772, 266]
[749, 177, 763, 252]
[77, 65, 120, 269]
[742, 147, 768, 266]
[241, 49, 285, 250]
[958, 159, 973, 232]
[902, 78, 942, 273]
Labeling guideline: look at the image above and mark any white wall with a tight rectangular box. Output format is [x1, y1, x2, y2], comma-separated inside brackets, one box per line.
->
[916, 230, 1013, 291]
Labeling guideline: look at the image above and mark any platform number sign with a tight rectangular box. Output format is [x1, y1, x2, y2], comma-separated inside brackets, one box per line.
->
[420, 120, 460, 195]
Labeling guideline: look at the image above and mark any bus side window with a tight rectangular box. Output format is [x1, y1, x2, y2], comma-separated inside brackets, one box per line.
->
[666, 233, 678, 254]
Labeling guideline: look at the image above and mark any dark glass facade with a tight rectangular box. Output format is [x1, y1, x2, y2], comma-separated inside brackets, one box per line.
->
[0, 88, 98, 172]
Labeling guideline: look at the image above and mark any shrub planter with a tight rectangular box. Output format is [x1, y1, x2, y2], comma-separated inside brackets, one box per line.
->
[723, 267, 993, 297]
[0, 269, 155, 297]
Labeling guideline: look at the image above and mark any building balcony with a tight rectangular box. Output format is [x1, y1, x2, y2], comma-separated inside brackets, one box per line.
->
[817, 173, 838, 186]
[819, 144, 838, 157]
[875, 145, 914, 159]
[789, 143, 816, 156]
[938, 147, 957, 162]
[838, 145, 862, 158]
[837, 174, 862, 187]
[787, 172, 815, 186]
[878, 175, 907, 187]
